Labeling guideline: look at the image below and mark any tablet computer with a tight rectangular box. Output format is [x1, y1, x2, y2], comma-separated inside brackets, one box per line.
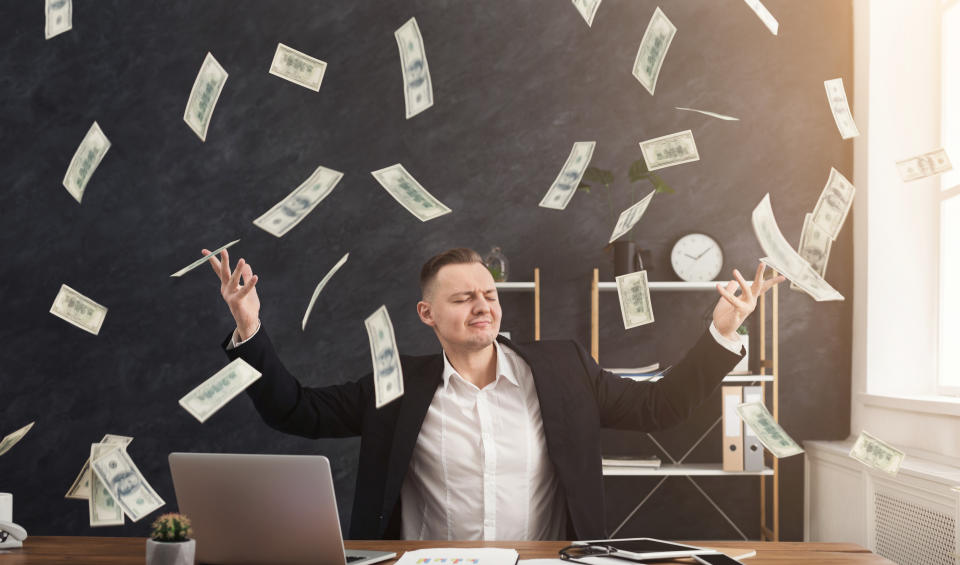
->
[572, 537, 706, 560]
[693, 552, 747, 565]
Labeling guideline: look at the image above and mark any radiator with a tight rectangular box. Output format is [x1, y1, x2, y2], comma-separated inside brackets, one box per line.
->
[869, 473, 958, 564]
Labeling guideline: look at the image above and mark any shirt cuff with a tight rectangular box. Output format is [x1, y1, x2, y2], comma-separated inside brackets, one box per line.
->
[709, 322, 743, 355]
[227, 321, 262, 350]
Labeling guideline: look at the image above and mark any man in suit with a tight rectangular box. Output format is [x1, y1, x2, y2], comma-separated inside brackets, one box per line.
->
[202, 246, 784, 541]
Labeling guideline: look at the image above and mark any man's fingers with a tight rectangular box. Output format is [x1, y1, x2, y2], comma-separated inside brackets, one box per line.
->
[203, 249, 224, 280]
[752, 263, 765, 289]
[227, 258, 245, 291]
[219, 249, 231, 284]
[759, 274, 787, 295]
[732, 269, 753, 302]
[238, 275, 258, 298]
[723, 279, 739, 298]
[240, 263, 253, 285]
[716, 282, 746, 309]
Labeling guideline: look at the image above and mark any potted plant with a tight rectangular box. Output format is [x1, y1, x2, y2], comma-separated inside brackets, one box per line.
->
[146, 512, 195, 565]
[732, 324, 750, 374]
[578, 158, 674, 275]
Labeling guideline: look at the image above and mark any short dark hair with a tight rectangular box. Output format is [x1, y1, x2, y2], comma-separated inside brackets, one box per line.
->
[420, 247, 484, 298]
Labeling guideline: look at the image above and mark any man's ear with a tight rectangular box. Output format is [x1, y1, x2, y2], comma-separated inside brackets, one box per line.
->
[417, 300, 435, 327]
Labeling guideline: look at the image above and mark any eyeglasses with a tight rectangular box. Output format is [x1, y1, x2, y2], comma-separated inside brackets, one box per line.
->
[558, 544, 619, 563]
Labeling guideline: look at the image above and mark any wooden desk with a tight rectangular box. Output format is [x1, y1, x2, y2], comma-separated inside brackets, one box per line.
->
[2, 537, 896, 564]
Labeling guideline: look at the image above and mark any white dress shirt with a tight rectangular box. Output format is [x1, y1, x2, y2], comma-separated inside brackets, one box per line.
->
[400, 340, 567, 540]
[227, 322, 741, 540]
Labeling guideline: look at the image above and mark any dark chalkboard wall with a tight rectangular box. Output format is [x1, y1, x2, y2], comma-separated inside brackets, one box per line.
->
[0, 0, 853, 541]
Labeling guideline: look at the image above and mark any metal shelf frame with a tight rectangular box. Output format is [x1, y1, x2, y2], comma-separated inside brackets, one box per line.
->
[494, 268, 540, 341]
[590, 268, 781, 541]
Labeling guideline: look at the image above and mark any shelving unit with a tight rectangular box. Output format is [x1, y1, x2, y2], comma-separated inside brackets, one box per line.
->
[602, 463, 774, 477]
[494, 268, 540, 341]
[590, 268, 781, 541]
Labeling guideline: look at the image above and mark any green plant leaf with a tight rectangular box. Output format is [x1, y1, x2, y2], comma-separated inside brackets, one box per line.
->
[582, 166, 614, 186]
[649, 172, 675, 194]
[628, 159, 650, 182]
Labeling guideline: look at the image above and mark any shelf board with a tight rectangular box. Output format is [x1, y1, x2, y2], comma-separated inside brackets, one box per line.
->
[602, 463, 774, 477]
[612, 373, 774, 383]
[495, 281, 536, 292]
[597, 281, 719, 292]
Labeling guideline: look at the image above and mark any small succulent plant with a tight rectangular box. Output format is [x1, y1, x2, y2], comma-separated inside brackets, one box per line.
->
[150, 513, 192, 542]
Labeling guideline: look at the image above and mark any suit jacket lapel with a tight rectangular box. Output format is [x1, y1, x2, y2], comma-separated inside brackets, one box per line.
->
[380, 354, 444, 521]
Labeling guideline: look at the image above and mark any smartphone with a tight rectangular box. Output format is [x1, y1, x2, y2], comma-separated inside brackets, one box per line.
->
[574, 537, 705, 560]
[693, 552, 746, 565]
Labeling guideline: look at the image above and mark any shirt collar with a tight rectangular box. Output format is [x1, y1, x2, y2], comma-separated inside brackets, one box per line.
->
[441, 340, 520, 391]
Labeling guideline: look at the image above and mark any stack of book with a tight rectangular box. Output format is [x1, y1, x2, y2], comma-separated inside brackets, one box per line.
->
[606, 363, 663, 382]
[601, 455, 662, 469]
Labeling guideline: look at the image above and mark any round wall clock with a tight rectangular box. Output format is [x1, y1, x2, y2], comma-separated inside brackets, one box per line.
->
[670, 233, 724, 282]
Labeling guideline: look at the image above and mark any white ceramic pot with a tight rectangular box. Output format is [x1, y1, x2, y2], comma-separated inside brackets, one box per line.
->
[146, 538, 196, 565]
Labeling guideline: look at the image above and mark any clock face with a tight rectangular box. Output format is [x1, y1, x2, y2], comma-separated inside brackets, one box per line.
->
[670, 233, 724, 282]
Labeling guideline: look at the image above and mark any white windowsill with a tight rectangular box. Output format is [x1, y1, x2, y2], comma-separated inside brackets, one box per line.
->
[858, 391, 960, 417]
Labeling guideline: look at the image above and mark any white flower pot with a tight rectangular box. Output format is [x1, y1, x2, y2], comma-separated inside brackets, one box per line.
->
[146, 538, 195, 565]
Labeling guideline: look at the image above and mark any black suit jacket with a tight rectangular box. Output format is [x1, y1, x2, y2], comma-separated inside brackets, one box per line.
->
[222, 327, 742, 540]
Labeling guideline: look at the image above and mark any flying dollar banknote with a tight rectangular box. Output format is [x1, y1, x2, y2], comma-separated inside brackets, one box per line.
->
[253, 166, 343, 237]
[632, 7, 676, 95]
[171, 239, 240, 278]
[896, 148, 953, 182]
[610, 190, 655, 243]
[572, 0, 602, 26]
[184, 52, 228, 142]
[737, 401, 803, 459]
[539, 141, 596, 210]
[742, 0, 779, 35]
[0, 422, 34, 457]
[49, 284, 108, 335]
[62, 121, 110, 204]
[179, 358, 262, 423]
[395, 17, 434, 119]
[639, 130, 699, 171]
[616, 270, 655, 329]
[674, 107, 739, 121]
[824, 78, 859, 140]
[88, 442, 124, 527]
[45, 0, 72, 39]
[90, 447, 165, 522]
[752, 194, 844, 302]
[810, 167, 855, 241]
[269, 43, 327, 91]
[849, 431, 904, 475]
[365, 305, 404, 409]
[371, 164, 451, 221]
[792, 213, 832, 294]
[65, 434, 133, 500]
[303, 252, 350, 330]
[90, 449, 166, 522]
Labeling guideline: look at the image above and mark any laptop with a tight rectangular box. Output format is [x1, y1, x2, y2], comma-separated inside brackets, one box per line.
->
[169, 453, 396, 565]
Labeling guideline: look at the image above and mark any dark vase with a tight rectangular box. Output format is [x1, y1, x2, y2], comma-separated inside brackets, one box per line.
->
[613, 241, 644, 276]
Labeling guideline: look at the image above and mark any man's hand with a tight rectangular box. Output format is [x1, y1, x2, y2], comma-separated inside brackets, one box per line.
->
[712, 263, 786, 340]
[203, 248, 260, 340]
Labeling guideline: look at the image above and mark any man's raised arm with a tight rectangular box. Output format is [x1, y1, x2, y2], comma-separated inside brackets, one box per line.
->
[204, 248, 368, 438]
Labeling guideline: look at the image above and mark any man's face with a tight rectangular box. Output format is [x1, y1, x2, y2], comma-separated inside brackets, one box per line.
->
[418, 262, 502, 351]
